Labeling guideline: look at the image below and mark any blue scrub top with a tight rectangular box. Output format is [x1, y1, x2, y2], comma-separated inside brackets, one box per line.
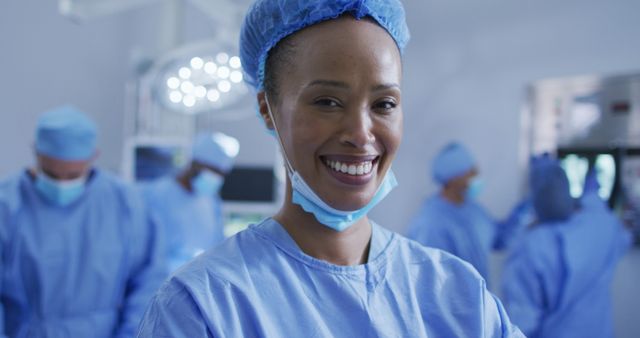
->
[0, 170, 166, 338]
[140, 177, 226, 273]
[137, 218, 524, 337]
[406, 194, 497, 280]
[502, 193, 632, 338]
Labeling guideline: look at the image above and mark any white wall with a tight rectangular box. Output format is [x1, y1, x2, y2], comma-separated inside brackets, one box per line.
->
[1, 0, 141, 174]
[1, 0, 639, 336]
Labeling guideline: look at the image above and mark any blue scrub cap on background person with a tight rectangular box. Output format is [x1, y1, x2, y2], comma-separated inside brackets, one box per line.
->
[530, 161, 574, 223]
[192, 132, 240, 173]
[432, 142, 476, 184]
[239, 0, 411, 90]
[35, 105, 97, 161]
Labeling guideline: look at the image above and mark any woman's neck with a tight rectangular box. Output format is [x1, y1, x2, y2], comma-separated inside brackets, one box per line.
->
[274, 186, 372, 266]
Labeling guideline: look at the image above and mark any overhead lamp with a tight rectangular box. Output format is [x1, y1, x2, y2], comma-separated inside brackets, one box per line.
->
[148, 40, 249, 115]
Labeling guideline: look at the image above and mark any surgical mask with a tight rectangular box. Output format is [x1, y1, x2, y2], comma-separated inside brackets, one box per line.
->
[35, 171, 87, 206]
[191, 170, 224, 196]
[265, 95, 398, 232]
[465, 177, 484, 201]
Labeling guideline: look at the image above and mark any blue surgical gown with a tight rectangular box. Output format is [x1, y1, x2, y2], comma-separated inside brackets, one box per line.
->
[137, 218, 524, 337]
[140, 177, 225, 273]
[406, 194, 504, 280]
[501, 193, 632, 338]
[0, 170, 166, 338]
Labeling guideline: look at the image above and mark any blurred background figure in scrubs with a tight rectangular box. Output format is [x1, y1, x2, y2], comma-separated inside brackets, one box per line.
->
[0, 106, 165, 338]
[406, 141, 531, 282]
[140, 132, 239, 273]
[501, 157, 631, 338]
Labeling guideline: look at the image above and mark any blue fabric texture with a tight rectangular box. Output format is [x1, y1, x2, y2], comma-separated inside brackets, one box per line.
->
[137, 218, 524, 337]
[239, 0, 410, 89]
[432, 142, 476, 184]
[502, 194, 632, 338]
[140, 177, 226, 273]
[0, 170, 166, 338]
[530, 161, 573, 223]
[35, 105, 97, 160]
[191, 132, 239, 173]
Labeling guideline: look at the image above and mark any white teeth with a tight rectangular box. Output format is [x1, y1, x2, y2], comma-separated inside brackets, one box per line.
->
[324, 159, 375, 176]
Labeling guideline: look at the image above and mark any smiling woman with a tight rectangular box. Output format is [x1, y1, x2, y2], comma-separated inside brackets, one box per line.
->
[136, 1, 525, 337]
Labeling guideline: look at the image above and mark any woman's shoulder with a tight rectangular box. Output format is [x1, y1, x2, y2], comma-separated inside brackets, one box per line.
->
[169, 220, 277, 288]
[382, 226, 486, 285]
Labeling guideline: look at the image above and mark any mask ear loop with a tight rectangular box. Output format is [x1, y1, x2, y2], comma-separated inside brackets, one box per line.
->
[264, 94, 296, 176]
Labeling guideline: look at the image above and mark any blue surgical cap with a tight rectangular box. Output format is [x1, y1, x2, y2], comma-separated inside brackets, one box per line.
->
[530, 162, 574, 223]
[432, 142, 477, 184]
[240, 0, 411, 90]
[192, 132, 240, 173]
[35, 106, 97, 161]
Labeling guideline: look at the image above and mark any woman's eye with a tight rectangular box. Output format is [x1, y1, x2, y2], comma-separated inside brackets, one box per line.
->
[314, 98, 341, 108]
[374, 100, 397, 111]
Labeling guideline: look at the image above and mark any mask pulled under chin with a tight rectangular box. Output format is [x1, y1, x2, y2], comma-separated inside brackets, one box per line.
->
[290, 168, 398, 232]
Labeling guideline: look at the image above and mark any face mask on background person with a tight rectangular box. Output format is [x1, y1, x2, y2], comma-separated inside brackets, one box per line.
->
[191, 170, 224, 196]
[35, 171, 87, 206]
[465, 177, 484, 201]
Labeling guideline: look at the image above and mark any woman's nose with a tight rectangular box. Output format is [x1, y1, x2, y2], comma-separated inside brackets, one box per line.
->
[339, 108, 375, 148]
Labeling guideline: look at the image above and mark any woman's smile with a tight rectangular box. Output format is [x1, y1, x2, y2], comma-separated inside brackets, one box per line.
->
[320, 154, 380, 186]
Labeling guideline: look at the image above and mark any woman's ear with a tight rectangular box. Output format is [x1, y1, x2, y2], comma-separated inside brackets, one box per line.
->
[257, 92, 276, 131]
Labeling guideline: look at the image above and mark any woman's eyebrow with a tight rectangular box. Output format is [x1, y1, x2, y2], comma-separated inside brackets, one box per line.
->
[304, 79, 350, 89]
[304, 80, 400, 92]
[371, 83, 400, 92]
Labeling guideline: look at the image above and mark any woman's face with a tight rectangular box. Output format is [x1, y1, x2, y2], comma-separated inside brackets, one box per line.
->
[260, 16, 403, 211]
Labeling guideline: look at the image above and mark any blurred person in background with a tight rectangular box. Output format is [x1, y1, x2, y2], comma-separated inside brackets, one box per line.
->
[140, 132, 239, 273]
[501, 157, 631, 338]
[406, 141, 530, 282]
[0, 106, 165, 338]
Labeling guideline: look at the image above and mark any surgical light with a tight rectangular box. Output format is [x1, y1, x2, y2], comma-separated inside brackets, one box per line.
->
[217, 66, 230, 79]
[180, 81, 194, 94]
[169, 91, 183, 103]
[207, 89, 220, 102]
[183, 95, 196, 107]
[190, 57, 204, 70]
[230, 71, 243, 83]
[218, 80, 231, 93]
[194, 86, 207, 98]
[204, 62, 217, 74]
[150, 40, 249, 115]
[167, 77, 180, 89]
[178, 67, 191, 79]
[229, 56, 241, 69]
[216, 52, 229, 64]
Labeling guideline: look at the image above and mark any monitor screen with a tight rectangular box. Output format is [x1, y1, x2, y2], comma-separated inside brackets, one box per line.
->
[134, 144, 189, 181]
[220, 167, 276, 203]
[558, 149, 617, 202]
